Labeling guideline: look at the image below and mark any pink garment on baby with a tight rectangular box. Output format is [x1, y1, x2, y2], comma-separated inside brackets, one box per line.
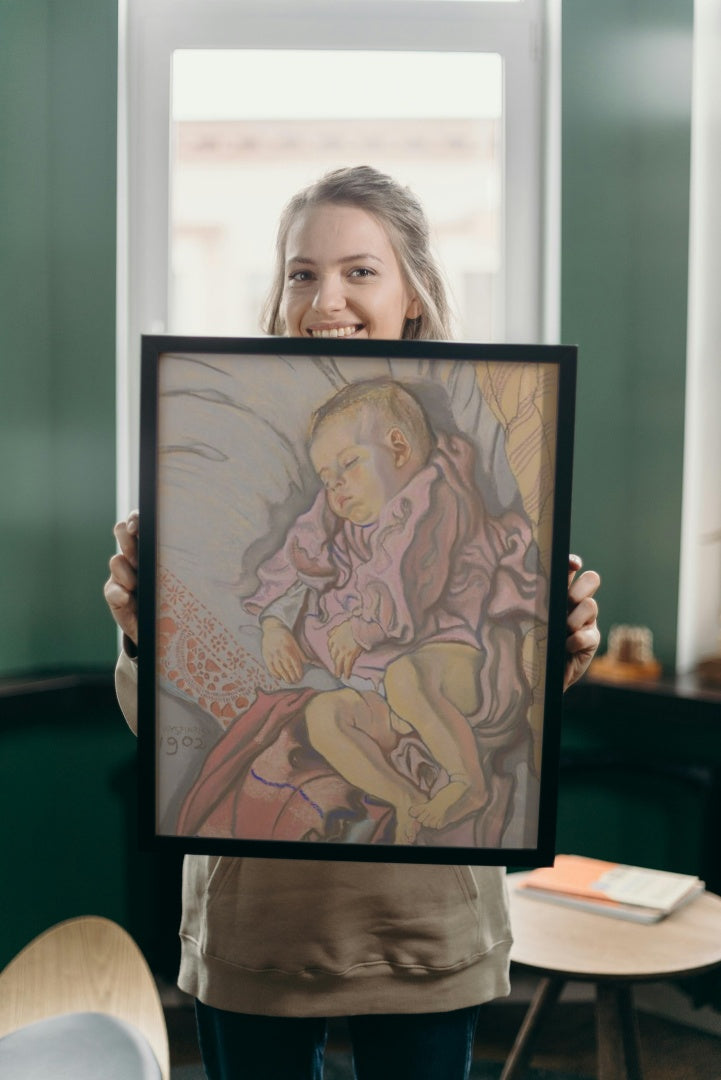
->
[243, 432, 541, 688]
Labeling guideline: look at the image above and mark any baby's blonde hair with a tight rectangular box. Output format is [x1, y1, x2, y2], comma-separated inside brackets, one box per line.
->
[310, 378, 434, 464]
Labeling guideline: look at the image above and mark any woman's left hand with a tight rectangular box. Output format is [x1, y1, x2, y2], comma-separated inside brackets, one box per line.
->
[564, 554, 601, 691]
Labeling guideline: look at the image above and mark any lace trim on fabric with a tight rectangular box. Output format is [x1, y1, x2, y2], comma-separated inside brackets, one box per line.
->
[157, 565, 278, 727]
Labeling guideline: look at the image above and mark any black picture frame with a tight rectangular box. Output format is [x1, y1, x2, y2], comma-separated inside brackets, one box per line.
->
[138, 335, 576, 865]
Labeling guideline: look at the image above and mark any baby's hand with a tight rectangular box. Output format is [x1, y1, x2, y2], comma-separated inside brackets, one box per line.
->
[261, 617, 305, 683]
[327, 619, 363, 681]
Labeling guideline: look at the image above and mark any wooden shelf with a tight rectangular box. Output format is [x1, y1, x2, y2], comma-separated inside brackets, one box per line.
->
[565, 671, 721, 723]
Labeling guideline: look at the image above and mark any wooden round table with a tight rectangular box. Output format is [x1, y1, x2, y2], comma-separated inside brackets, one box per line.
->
[502, 872, 721, 1080]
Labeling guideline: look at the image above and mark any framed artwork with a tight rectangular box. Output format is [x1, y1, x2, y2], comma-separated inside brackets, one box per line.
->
[137, 336, 576, 865]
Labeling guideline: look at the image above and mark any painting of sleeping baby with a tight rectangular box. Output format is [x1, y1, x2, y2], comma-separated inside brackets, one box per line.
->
[232, 376, 543, 847]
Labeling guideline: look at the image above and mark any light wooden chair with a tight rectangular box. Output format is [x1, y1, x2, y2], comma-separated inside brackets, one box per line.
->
[0, 915, 170, 1079]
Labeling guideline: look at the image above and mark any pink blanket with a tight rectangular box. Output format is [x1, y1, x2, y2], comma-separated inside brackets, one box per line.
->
[177, 683, 520, 847]
[177, 688, 392, 843]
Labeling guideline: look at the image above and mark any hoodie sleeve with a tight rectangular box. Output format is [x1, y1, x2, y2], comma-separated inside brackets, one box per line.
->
[115, 647, 139, 736]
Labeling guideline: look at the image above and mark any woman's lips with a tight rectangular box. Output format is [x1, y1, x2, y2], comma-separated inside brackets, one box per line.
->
[308, 324, 363, 338]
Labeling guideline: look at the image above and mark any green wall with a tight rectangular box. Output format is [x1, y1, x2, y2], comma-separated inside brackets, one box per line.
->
[562, 0, 693, 669]
[0, 0, 118, 675]
[0, 0, 131, 970]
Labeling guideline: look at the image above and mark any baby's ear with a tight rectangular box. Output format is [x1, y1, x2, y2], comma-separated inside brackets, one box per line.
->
[387, 427, 412, 467]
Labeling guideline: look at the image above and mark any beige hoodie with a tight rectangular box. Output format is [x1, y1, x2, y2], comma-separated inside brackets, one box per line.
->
[116, 651, 512, 1016]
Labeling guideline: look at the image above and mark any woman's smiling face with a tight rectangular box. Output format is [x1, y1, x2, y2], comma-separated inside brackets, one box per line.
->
[280, 203, 421, 340]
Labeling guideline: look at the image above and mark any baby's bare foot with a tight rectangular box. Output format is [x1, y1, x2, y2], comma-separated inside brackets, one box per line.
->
[410, 781, 485, 831]
[393, 797, 427, 844]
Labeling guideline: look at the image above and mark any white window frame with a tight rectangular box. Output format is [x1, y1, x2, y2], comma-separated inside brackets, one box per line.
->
[117, 0, 559, 512]
[676, 0, 721, 674]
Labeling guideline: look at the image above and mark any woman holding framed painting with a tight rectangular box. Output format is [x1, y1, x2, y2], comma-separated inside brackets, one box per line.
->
[105, 166, 600, 1080]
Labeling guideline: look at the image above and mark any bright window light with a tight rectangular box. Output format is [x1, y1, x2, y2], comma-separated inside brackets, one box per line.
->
[170, 50, 504, 341]
[173, 50, 502, 121]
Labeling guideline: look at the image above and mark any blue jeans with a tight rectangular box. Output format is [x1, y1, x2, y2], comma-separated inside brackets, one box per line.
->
[195, 1000, 481, 1080]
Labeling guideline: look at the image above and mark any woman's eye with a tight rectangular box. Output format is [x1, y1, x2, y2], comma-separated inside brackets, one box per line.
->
[288, 270, 313, 283]
[349, 267, 374, 279]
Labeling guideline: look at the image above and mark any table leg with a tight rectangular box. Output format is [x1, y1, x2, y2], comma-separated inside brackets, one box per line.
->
[596, 982, 643, 1080]
[499, 976, 565, 1080]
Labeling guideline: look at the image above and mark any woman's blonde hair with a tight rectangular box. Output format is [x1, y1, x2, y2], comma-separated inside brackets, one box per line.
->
[261, 165, 453, 341]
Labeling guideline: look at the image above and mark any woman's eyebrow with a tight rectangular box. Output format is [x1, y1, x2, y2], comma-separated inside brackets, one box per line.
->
[286, 253, 384, 266]
[339, 253, 383, 265]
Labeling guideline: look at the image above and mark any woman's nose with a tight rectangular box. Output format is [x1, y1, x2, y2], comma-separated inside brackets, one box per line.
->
[313, 274, 345, 314]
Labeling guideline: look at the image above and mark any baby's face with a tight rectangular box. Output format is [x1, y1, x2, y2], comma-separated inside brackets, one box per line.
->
[310, 411, 405, 526]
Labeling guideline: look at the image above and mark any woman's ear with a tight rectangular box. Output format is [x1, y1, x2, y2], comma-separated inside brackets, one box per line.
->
[387, 427, 412, 467]
[406, 296, 423, 320]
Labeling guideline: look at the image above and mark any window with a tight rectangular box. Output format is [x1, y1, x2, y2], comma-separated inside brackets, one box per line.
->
[118, 0, 557, 509]
[169, 49, 503, 340]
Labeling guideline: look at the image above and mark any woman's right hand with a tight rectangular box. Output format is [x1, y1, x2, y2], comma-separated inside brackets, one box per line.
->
[104, 510, 139, 646]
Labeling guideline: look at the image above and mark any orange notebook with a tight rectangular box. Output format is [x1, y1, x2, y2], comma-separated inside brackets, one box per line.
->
[515, 855, 704, 923]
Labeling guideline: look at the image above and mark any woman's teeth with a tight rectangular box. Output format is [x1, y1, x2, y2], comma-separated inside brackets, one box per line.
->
[310, 325, 360, 338]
